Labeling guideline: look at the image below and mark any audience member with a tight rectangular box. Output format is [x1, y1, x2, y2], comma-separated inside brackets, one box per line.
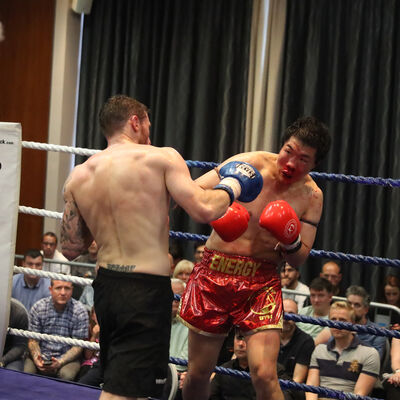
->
[0, 298, 29, 371]
[169, 279, 189, 399]
[320, 261, 345, 297]
[281, 263, 310, 310]
[279, 299, 314, 400]
[78, 307, 102, 387]
[170, 279, 189, 371]
[193, 242, 205, 264]
[209, 330, 256, 400]
[24, 279, 89, 381]
[71, 240, 98, 278]
[172, 260, 194, 283]
[79, 280, 95, 311]
[306, 301, 380, 399]
[296, 277, 333, 339]
[12, 249, 51, 311]
[383, 338, 400, 399]
[380, 274, 400, 328]
[169, 240, 184, 273]
[314, 285, 387, 360]
[41, 232, 70, 275]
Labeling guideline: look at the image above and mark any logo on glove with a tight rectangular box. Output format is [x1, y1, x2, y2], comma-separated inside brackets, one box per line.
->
[236, 163, 258, 179]
[284, 218, 298, 240]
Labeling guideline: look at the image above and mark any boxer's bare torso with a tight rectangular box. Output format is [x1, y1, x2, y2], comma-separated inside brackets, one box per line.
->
[198, 144, 322, 263]
[61, 137, 231, 276]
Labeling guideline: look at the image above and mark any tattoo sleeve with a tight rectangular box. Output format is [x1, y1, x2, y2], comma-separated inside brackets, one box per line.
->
[61, 198, 92, 260]
[28, 339, 41, 359]
[58, 346, 83, 366]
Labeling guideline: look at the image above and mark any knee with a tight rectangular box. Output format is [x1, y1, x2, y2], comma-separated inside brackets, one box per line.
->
[250, 365, 278, 389]
[187, 366, 212, 383]
[58, 364, 79, 381]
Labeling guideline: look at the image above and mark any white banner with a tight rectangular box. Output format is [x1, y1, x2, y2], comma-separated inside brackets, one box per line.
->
[0, 123, 21, 354]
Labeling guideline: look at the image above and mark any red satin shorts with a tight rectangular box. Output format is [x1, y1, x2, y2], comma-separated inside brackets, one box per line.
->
[178, 247, 283, 337]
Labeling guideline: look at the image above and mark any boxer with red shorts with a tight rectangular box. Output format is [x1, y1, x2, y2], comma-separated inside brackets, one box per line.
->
[181, 117, 331, 400]
[179, 248, 283, 336]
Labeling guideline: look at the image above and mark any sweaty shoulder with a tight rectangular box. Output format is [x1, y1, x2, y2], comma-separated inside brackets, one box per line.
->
[219, 151, 275, 172]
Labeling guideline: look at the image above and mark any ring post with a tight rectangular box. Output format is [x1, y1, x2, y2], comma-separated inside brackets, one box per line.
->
[0, 123, 21, 354]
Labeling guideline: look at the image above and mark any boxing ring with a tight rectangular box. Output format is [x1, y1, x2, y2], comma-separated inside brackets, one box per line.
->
[1, 123, 400, 399]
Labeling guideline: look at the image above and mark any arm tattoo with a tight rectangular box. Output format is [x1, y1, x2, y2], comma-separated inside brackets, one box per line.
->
[61, 199, 92, 259]
[59, 346, 83, 366]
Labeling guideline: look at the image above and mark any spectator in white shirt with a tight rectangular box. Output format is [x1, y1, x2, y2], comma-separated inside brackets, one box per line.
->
[41, 232, 71, 275]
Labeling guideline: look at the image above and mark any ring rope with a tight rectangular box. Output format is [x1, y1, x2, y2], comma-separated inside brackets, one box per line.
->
[18, 205, 400, 268]
[5, 324, 383, 400]
[11, 266, 400, 340]
[21, 141, 400, 187]
[13, 266, 92, 287]
[14, 254, 96, 269]
[4, 327, 383, 400]
[170, 357, 380, 400]
[8, 328, 99, 350]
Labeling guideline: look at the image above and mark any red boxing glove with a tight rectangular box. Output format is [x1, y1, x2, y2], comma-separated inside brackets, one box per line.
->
[211, 202, 250, 242]
[259, 200, 301, 252]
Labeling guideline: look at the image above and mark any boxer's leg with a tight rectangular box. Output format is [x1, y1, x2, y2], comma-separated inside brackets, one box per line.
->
[182, 330, 225, 400]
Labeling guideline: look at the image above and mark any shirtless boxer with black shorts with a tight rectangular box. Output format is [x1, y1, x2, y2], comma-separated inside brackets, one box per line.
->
[179, 117, 331, 400]
[60, 95, 263, 400]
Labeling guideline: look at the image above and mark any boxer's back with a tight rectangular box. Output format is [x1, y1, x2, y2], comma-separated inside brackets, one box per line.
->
[69, 143, 171, 276]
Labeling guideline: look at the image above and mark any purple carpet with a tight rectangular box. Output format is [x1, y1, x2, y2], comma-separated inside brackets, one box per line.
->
[0, 368, 101, 400]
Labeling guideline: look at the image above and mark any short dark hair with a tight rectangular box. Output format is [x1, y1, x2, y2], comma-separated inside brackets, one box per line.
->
[193, 241, 206, 251]
[43, 231, 58, 245]
[23, 249, 43, 261]
[309, 277, 333, 293]
[346, 285, 370, 307]
[99, 95, 149, 138]
[281, 116, 331, 164]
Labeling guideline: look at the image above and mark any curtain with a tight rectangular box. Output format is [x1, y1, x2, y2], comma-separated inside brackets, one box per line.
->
[279, 0, 400, 299]
[245, 0, 287, 152]
[76, 0, 253, 257]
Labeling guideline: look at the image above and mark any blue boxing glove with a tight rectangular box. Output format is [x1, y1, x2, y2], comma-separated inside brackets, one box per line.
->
[213, 161, 263, 204]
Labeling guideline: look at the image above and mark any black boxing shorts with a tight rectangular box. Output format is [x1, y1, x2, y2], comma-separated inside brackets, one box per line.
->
[93, 267, 173, 398]
[178, 247, 283, 336]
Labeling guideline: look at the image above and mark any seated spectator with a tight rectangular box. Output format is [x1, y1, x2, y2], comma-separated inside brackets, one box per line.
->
[12, 248, 51, 311]
[78, 307, 102, 387]
[170, 279, 189, 371]
[379, 274, 400, 329]
[383, 337, 400, 399]
[193, 241, 205, 263]
[306, 301, 380, 399]
[0, 298, 29, 371]
[173, 260, 194, 283]
[279, 299, 314, 400]
[315, 285, 387, 361]
[319, 261, 345, 297]
[281, 263, 310, 310]
[209, 329, 256, 400]
[79, 265, 99, 311]
[41, 232, 70, 275]
[24, 279, 89, 381]
[72, 240, 98, 278]
[296, 277, 333, 339]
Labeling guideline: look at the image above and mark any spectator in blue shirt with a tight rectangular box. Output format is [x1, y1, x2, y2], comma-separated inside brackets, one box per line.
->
[24, 279, 89, 381]
[12, 249, 51, 311]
